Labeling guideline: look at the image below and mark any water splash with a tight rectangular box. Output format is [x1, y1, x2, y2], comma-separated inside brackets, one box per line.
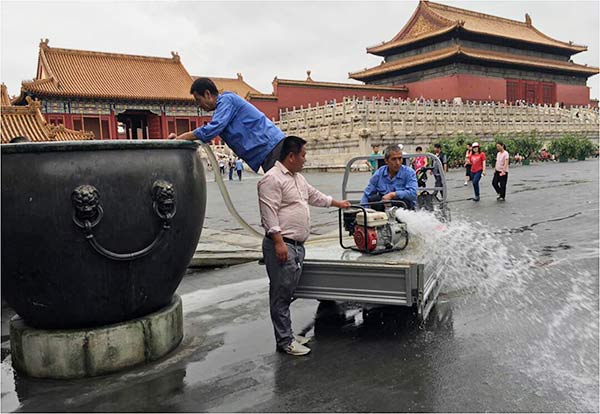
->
[395, 209, 534, 301]
[395, 209, 599, 411]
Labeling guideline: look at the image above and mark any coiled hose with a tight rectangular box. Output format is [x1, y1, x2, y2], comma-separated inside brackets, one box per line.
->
[201, 143, 338, 244]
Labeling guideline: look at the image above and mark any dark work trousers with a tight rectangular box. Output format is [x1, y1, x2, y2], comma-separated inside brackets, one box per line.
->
[492, 171, 508, 198]
[228, 167, 234, 180]
[434, 174, 444, 197]
[262, 237, 305, 348]
[471, 170, 483, 198]
[261, 138, 286, 173]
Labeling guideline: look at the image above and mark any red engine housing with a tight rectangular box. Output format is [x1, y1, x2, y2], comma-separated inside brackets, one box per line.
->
[353, 226, 378, 252]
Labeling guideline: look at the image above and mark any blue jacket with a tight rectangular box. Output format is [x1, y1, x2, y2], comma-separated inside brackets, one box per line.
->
[360, 165, 417, 206]
[193, 92, 285, 172]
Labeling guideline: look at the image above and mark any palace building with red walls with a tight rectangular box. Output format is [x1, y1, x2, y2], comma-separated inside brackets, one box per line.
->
[350, 1, 598, 106]
[13, 39, 207, 140]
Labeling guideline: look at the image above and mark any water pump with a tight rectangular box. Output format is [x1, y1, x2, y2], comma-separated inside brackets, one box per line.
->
[340, 206, 409, 254]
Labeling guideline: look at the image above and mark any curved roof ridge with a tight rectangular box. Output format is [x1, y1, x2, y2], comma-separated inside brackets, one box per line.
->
[425, 1, 528, 27]
[38, 44, 61, 88]
[43, 45, 181, 63]
[393, 1, 454, 42]
[527, 23, 586, 50]
[425, 0, 586, 51]
[368, 25, 458, 54]
[1, 83, 11, 106]
[21, 77, 55, 87]
[367, 1, 454, 54]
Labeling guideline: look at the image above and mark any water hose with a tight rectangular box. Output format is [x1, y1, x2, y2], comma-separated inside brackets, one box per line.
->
[200, 143, 339, 244]
[201, 143, 263, 239]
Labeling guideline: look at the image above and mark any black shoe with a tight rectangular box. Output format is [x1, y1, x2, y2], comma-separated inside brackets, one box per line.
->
[473, 196, 480, 202]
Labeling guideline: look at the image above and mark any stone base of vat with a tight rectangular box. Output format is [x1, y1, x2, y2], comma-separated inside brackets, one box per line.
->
[9, 295, 183, 379]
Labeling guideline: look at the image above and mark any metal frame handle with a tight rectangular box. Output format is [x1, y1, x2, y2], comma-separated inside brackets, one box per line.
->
[71, 180, 176, 261]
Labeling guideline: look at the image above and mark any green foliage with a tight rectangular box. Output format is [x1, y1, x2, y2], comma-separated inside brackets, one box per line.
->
[548, 134, 589, 159]
[482, 142, 498, 166]
[428, 133, 594, 167]
[574, 137, 597, 159]
[510, 132, 544, 160]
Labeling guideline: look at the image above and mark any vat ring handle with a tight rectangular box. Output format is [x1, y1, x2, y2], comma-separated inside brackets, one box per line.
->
[71, 181, 176, 261]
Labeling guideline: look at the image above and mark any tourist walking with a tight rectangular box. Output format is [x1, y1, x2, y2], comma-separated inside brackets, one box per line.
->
[235, 157, 244, 181]
[492, 142, 509, 201]
[258, 136, 350, 356]
[464, 143, 473, 185]
[228, 158, 234, 180]
[468, 142, 486, 202]
[168, 78, 285, 173]
[431, 143, 448, 197]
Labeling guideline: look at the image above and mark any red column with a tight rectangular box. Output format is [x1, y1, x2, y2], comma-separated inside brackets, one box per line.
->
[109, 111, 118, 139]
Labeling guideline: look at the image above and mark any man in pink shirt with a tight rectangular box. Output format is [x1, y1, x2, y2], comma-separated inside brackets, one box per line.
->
[492, 142, 510, 201]
[258, 136, 350, 356]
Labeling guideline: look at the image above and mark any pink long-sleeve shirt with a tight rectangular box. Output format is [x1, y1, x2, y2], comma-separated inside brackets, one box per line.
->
[257, 161, 332, 242]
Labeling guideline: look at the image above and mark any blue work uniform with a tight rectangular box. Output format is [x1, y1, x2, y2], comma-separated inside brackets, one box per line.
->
[192, 92, 285, 172]
[360, 165, 418, 208]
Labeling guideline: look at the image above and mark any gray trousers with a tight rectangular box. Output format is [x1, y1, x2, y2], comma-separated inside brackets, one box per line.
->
[262, 237, 305, 348]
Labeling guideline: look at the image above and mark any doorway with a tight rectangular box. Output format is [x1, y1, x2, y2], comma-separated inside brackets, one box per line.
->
[116, 110, 151, 140]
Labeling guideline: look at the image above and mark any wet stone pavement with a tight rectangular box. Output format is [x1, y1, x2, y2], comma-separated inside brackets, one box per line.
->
[1, 159, 599, 412]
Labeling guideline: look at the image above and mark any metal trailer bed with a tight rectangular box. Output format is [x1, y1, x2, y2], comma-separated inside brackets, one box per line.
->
[294, 153, 448, 322]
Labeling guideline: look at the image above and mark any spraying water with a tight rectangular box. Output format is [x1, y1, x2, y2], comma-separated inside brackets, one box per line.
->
[395, 208, 599, 411]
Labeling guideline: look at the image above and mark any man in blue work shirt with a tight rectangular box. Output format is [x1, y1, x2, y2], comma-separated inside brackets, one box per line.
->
[360, 144, 417, 211]
[168, 78, 285, 173]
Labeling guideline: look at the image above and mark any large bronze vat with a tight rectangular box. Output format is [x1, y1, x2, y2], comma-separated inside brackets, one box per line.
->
[1, 140, 206, 329]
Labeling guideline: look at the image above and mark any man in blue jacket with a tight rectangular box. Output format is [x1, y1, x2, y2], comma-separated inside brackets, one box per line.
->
[360, 144, 417, 210]
[168, 78, 285, 173]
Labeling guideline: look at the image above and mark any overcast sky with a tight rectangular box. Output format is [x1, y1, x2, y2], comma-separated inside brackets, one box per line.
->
[1, 0, 598, 100]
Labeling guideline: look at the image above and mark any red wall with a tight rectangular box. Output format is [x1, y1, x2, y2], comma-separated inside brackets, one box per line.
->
[250, 99, 280, 121]
[457, 75, 507, 101]
[250, 83, 408, 121]
[406, 74, 506, 101]
[406, 75, 460, 100]
[556, 84, 590, 106]
[276, 84, 407, 111]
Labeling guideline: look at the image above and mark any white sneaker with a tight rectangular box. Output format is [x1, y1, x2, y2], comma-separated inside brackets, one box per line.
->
[293, 334, 310, 345]
[281, 340, 311, 356]
[463, 181, 468, 186]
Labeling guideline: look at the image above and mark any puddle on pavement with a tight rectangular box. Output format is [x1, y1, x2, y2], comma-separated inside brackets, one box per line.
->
[505, 212, 582, 234]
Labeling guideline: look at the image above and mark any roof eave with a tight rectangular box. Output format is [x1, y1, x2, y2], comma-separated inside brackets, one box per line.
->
[18, 87, 196, 103]
[367, 25, 457, 56]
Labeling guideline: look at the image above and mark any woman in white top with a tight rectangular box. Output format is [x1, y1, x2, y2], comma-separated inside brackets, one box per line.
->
[492, 142, 509, 201]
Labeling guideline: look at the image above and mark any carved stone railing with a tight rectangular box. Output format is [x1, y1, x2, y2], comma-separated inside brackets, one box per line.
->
[276, 98, 599, 169]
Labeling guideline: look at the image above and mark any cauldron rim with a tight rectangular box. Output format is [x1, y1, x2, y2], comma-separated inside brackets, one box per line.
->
[1, 139, 199, 154]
